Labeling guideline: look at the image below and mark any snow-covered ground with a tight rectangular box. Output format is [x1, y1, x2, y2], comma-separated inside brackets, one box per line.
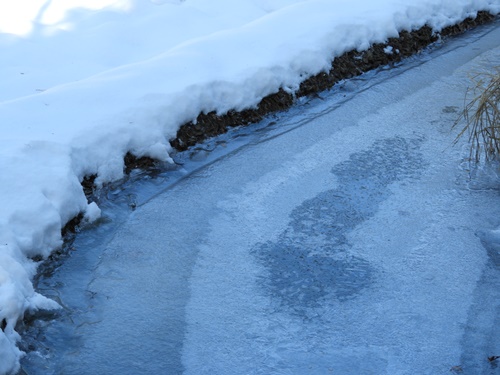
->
[1, 0, 500, 373]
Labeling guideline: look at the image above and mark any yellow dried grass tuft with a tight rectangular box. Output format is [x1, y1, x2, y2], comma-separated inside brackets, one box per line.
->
[454, 67, 500, 162]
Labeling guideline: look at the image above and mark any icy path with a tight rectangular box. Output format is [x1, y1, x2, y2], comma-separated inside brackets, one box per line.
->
[23, 24, 500, 374]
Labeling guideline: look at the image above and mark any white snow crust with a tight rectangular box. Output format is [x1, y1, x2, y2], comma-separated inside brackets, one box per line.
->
[0, 0, 499, 373]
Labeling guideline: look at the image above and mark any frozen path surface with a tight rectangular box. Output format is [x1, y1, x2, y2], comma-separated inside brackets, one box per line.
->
[22, 24, 500, 374]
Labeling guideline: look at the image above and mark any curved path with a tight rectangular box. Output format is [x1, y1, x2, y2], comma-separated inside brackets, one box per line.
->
[22, 22, 500, 374]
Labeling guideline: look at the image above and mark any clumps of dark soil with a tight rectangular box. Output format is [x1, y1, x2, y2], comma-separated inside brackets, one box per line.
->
[124, 152, 157, 174]
[78, 153, 157, 202]
[297, 26, 436, 97]
[440, 11, 495, 37]
[65, 10, 496, 238]
[170, 88, 293, 150]
[169, 11, 497, 151]
[61, 213, 84, 237]
[81, 175, 97, 200]
[81, 152, 157, 190]
[62, 153, 158, 237]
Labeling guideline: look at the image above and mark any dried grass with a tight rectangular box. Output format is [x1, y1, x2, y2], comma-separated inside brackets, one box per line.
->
[454, 67, 500, 162]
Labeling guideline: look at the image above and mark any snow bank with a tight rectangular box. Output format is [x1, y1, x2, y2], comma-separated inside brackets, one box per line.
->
[0, 0, 499, 372]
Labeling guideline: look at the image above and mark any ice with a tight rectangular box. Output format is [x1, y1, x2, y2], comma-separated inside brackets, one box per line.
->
[1, 0, 500, 372]
[180, 30, 500, 375]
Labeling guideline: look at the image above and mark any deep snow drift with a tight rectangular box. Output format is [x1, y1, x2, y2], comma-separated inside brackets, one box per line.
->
[1, 0, 499, 373]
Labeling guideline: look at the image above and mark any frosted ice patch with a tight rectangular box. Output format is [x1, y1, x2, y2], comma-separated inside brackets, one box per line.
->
[477, 228, 500, 267]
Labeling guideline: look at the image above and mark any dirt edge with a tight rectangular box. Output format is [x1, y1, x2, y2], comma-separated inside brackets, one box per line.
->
[65, 10, 496, 237]
[170, 11, 496, 151]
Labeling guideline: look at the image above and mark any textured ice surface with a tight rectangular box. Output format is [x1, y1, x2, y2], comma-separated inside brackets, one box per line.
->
[254, 137, 425, 312]
[20, 23, 500, 375]
[4, 10, 500, 366]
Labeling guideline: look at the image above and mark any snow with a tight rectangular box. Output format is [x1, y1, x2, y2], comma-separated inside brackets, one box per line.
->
[0, 0, 499, 373]
[383, 45, 394, 54]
